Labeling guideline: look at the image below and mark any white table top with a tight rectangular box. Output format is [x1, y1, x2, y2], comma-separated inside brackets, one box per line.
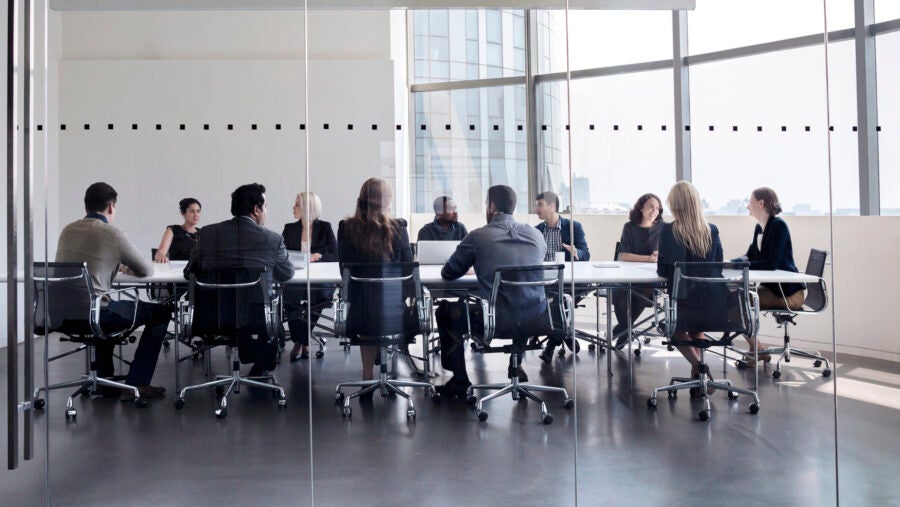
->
[106, 261, 818, 287]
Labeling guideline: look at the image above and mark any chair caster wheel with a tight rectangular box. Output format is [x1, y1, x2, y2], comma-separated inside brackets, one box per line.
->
[542, 413, 554, 425]
[215, 386, 225, 397]
[334, 392, 345, 404]
[65, 409, 77, 421]
[407, 409, 416, 420]
[215, 408, 228, 419]
[822, 369, 831, 378]
[667, 345, 674, 352]
[163, 341, 171, 349]
[633, 349, 641, 357]
[643, 338, 651, 345]
[278, 399, 287, 409]
[564, 398, 574, 409]
[772, 370, 782, 379]
[698, 410, 709, 421]
[749, 402, 760, 414]
[174, 398, 185, 409]
[466, 395, 477, 406]
[33, 398, 45, 410]
[813, 359, 822, 367]
[134, 398, 148, 408]
[431, 393, 441, 403]
[316, 351, 324, 359]
[647, 398, 657, 409]
[667, 391, 677, 399]
[588, 344, 596, 352]
[727, 391, 738, 400]
[342, 406, 351, 418]
[476, 410, 488, 422]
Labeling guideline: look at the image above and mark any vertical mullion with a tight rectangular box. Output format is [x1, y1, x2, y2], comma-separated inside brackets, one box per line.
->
[23, 0, 35, 462]
[672, 10, 691, 182]
[6, 0, 20, 471]
[525, 9, 538, 206]
[854, 0, 879, 215]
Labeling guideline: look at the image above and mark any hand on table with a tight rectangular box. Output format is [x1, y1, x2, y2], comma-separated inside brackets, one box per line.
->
[562, 243, 578, 260]
[153, 252, 169, 263]
[310, 253, 323, 262]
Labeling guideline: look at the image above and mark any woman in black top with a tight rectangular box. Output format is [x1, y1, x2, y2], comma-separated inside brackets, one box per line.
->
[282, 192, 338, 361]
[611, 193, 664, 349]
[657, 182, 723, 379]
[338, 178, 413, 382]
[738, 187, 805, 366]
[154, 198, 201, 262]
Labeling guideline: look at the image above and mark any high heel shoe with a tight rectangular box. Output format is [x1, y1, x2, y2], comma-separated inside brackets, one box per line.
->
[735, 351, 771, 369]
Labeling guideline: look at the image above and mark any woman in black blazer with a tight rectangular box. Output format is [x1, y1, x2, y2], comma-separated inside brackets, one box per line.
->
[338, 178, 413, 383]
[737, 187, 805, 366]
[282, 192, 338, 361]
[657, 181, 724, 382]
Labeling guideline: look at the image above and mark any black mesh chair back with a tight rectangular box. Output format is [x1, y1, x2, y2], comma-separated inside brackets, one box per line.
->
[613, 241, 622, 261]
[340, 262, 423, 342]
[802, 249, 828, 312]
[670, 262, 755, 340]
[187, 268, 271, 340]
[33, 262, 95, 337]
[489, 264, 564, 342]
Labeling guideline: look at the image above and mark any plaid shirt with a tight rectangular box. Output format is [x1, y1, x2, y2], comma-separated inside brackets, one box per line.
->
[542, 222, 562, 261]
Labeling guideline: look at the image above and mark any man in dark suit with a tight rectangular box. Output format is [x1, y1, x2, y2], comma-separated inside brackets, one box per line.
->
[185, 183, 295, 376]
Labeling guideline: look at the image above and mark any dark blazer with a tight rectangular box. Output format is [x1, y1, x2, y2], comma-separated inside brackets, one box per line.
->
[535, 216, 590, 261]
[282, 219, 338, 262]
[337, 218, 413, 265]
[185, 216, 295, 296]
[656, 222, 723, 289]
[744, 216, 803, 297]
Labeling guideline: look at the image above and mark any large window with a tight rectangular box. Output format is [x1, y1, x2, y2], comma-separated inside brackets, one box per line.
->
[877, 30, 900, 214]
[413, 86, 527, 214]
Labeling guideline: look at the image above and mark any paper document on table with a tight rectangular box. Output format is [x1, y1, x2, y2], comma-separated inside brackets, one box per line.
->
[592, 262, 620, 268]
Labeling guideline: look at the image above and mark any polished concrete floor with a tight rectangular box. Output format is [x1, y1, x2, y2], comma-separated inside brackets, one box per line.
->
[2, 327, 899, 506]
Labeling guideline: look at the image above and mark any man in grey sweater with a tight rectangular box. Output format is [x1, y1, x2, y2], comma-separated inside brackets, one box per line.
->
[56, 182, 170, 399]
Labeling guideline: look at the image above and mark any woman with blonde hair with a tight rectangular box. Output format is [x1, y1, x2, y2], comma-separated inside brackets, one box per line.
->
[282, 191, 337, 361]
[656, 181, 723, 382]
[337, 178, 413, 384]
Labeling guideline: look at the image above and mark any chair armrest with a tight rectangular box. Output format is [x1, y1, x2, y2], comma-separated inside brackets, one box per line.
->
[561, 293, 574, 330]
[333, 290, 347, 338]
[418, 287, 434, 337]
[90, 287, 140, 339]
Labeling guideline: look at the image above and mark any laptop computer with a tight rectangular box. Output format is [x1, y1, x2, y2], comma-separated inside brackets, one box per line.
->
[288, 251, 308, 267]
[416, 240, 460, 265]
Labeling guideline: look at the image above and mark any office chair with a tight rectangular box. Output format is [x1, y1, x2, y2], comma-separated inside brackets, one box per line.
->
[466, 264, 575, 424]
[745, 249, 832, 379]
[281, 285, 336, 360]
[333, 262, 437, 420]
[647, 262, 761, 421]
[32, 262, 146, 421]
[174, 268, 286, 418]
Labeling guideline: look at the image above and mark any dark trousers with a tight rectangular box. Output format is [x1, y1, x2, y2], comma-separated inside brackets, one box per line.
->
[284, 287, 332, 346]
[611, 288, 653, 337]
[96, 300, 170, 386]
[435, 300, 483, 381]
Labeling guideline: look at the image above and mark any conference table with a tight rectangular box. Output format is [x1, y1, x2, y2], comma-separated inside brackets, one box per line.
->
[114, 260, 820, 381]
[4, 261, 821, 382]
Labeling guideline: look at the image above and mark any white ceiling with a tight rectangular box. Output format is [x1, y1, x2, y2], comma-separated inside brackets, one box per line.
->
[50, 0, 695, 11]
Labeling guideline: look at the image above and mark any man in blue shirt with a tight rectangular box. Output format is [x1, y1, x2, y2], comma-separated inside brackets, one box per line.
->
[417, 195, 468, 242]
[435, 185, 546, 398]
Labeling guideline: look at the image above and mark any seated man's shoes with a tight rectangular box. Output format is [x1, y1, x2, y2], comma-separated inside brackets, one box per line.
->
[123, 385, 166, 401]
[435, 376, 471, 399]
[539, 344, 556, 363]
[508, 365, 529, 382]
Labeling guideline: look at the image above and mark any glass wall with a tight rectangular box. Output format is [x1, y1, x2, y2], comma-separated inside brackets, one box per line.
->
[5, 1, 900, 505]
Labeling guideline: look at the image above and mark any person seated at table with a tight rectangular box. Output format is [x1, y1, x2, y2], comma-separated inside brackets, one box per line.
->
[337, 177, 412, 385]
[417, 195, 468, 242]
[153, 198, 202, 262]
[282, 191, 337, 361]
[611, 193, 664, 350]
[185, 183, 295, 377]
[534, 191, 589, 361]
[535, 191, 589, 262]
[657, 181, 723, 383]
[56, 182, 171, 399]
[436, 185, 547, 398]
[733, 186, 805, 367]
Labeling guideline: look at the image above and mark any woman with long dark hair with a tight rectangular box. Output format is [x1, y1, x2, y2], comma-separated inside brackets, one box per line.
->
[154, 198, 201, 262]
[337, 178, 413, 381]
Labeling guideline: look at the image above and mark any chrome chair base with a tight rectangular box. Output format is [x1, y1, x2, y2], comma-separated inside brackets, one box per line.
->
[334, 347, 436, 420]
[648, 361, 761, 421]
[175, 355, 286, 419]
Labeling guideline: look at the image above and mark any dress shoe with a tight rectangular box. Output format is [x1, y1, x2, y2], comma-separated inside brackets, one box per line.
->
[123, 385, 166, 401]
[539, 344, 556, 363]
[247, 364, 270, 377]
[614, 334, 630, 351]
[509, 366, 529, 382]
[436, 376, 471, 399]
